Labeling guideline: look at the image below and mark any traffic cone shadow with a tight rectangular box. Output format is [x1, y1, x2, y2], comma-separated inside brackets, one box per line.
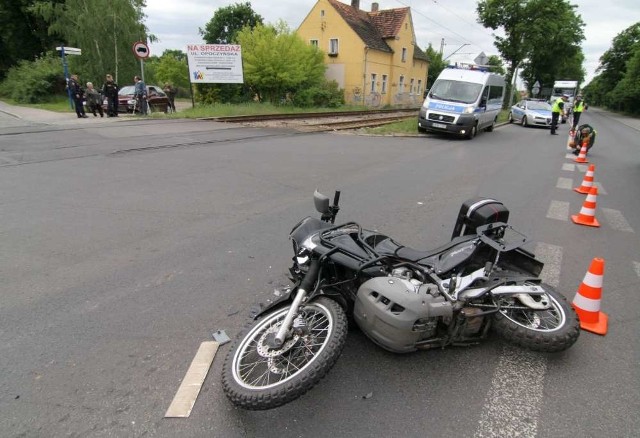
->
[572, 257, 608, 335]
[571, 186, 600, 227]
[574, 164, 595, 194]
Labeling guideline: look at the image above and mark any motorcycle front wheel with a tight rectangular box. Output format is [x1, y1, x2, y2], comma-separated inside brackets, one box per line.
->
[222, 297, 348, 410]
[492, 283, 580, 352]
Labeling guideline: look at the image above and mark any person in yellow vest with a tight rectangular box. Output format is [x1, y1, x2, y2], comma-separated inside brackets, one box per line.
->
[572, 95, 585, 129]
[550, 94, 568, 135]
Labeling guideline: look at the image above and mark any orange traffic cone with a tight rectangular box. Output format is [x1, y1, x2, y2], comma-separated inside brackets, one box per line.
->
[572, 257, 608, 335]
[573, 139, 589, 163]
[571, 186, 600, 227]
[574, 164, 595, 194]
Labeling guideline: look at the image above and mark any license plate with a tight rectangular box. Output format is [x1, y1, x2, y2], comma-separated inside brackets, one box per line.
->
[432, 122, 447, 129]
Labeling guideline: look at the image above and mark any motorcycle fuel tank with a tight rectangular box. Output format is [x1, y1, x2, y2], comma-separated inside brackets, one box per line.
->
[353, 277, 451, 353]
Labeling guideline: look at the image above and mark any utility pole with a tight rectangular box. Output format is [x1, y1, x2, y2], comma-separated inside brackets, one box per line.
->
[439, 38, 445, 56]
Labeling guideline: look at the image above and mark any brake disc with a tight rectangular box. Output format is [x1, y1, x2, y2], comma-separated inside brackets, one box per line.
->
[256, 325, 300, 358]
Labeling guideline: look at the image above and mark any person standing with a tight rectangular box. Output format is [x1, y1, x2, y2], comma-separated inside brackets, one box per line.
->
[163, 82, 176, 112]
[68, 74, 88, 118]
[134, 75, 147, 115]
[550, 94, 568, 135]
[572, 95, 585, 129]
[85, 82, 104, 117]
[102, 74, 119, 117]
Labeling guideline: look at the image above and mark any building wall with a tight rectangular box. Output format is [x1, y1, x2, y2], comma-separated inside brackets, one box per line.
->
[297, 0, 428, 107]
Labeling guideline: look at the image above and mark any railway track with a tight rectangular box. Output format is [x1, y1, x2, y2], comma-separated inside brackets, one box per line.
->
[203, 108, 419, 131]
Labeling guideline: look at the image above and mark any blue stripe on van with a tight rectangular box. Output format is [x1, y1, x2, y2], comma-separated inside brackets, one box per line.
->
[428, 101, 468, 113]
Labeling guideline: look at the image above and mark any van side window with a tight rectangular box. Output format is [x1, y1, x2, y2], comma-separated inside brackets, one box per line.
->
[488, 86, 504, 104]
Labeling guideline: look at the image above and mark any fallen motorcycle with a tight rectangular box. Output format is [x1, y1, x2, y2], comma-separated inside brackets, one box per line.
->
[222, 191, 580, 410]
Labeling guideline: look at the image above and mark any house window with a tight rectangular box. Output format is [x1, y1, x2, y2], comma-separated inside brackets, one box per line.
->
[401, 48, 407, 62]
[410, 78, 415, 94]
[382, 75, 388, 94]
[329, 38, 339, 55]
[417, 79, 422, 95]
[398, 75, 405, 93]
[370, 73, 377, 93]
[310, 39, 318, 47]
[321, 10, 325, 17]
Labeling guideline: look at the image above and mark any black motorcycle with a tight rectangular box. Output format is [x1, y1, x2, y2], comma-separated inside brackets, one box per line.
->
[222, 191, 580, 410]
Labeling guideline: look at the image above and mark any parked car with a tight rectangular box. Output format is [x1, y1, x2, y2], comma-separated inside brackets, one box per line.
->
[102, 85, 170, 114]
[508, 99, 553, 128]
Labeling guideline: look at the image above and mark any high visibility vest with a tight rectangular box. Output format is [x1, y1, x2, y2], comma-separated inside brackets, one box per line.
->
[552, 98, 564, 113]
[574, 101, 584, 112]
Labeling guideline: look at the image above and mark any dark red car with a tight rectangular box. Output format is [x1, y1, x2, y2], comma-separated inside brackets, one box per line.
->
[102, 84, 170, 114]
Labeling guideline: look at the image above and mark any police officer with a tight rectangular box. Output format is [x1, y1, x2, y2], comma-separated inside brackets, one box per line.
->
[102, 74, 119, 117]
[572, 95, 585, 129]
[550, 94, 568, 135]
[68, 74, 88, 118]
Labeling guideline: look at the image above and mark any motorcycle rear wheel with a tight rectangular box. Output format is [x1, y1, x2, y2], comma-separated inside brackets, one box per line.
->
[222, 297, 347, 410]
[492, 284, 580, 352]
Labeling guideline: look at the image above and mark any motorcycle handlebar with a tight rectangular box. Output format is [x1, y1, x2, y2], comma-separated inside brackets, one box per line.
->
[333, 191, 341, 207]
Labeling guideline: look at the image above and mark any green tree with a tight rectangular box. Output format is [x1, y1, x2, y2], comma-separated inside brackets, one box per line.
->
[200, 2, 263, 44]
[486, 55, 505, 75]
[608, 44, 640, 113]
[0, 0, 64, 79]
[237, 21, 325, 104]
[477, 0, 584, 107]
[153, 51, 190, 94]
[30, 0, 154, 87]
[425, 44, 445, 89]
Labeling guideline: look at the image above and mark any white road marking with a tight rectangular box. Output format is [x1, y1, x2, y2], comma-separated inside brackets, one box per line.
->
[474, 346, 547, 438]
[165, 341, 219, 418]
[601, 208, 634, 232]
[594, 182, 607, 195]
[577, 164, 588, 173]
[546, 200, 570, 221]
[535, 242, 563, 287]
[562, 163, 575, 172]
[556, 177, 573, 190]
[633, 261, 640, 278]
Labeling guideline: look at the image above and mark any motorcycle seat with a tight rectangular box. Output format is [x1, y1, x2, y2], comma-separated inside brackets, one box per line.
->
[394, 234, 478, 263]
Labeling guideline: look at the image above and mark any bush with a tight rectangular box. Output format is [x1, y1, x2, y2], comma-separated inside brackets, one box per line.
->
[0, 53, 66, 103]
[291, 80, 344, 108]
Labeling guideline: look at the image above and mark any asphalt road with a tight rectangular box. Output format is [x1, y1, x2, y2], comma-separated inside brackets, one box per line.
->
[1, 108, 639, 438]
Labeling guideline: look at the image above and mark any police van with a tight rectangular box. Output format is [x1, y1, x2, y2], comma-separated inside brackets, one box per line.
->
[418, 65, 505, 139]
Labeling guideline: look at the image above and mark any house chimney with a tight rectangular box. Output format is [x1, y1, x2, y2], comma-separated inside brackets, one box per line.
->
[351, 0, 360, 10]
[371, 2, 379, 12]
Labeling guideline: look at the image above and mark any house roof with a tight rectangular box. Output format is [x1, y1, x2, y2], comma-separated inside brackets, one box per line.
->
[327, 0, 429, 62]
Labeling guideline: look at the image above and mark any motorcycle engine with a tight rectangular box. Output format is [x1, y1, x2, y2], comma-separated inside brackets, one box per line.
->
[353, 268, 453, 353]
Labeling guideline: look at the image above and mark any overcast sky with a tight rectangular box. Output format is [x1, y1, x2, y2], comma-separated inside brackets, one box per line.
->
[144, 0, 640, 86]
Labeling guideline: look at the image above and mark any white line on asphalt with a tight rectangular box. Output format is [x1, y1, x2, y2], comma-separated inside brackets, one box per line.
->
[562, 163, 575, 172]
[594, 182, 607, 195]
[577, 164, 588, 172]
[633, 261, 640, 278]
[165, 341, 219, 418]
[546, 200, 570, 221]
[556, 177, 573, 190]
[535, 242, 563, 288]
[474, 346, 547, 438]
[601, 208, 634, 232]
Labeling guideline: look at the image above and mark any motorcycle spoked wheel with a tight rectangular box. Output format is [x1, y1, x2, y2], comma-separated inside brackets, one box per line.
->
[222, 297, 348, 410]
[492, 283, 580, 352]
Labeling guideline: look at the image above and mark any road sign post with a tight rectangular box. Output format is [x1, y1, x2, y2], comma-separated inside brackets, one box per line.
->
[56, 46, 82, 109]
[132, 41, 150, 83]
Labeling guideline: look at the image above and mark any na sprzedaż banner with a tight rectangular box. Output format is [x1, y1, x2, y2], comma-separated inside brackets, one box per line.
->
[186, 44, 244, 84]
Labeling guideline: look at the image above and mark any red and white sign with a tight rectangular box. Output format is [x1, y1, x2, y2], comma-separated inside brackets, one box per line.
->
[132, 41, 150, 60]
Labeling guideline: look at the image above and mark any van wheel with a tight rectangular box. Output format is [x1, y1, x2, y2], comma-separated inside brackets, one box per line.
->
[418, 125, 427, 133]
[465, 123, 477, 140]
[508, 112, 514, 123]
[521, 116, 527, 127]
[485, 119, 495, 132]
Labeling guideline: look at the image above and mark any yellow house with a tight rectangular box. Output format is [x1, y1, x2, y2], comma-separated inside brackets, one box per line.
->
[297, 0, 429, 107]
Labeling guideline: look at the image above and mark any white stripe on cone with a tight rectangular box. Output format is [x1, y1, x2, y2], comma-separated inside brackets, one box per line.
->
[583, 271, 603, 288]
[572, 293, 602, 312]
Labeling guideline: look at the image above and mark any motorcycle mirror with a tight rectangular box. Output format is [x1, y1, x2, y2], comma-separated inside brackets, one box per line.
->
[314, 190, 330, 214]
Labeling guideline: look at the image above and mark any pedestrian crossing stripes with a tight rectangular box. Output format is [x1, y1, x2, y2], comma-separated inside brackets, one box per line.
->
[633, 261, 640, 278]
[546, 200, 570, 220]
[601, 208, 634, 232]
[556, 177, 573, 190]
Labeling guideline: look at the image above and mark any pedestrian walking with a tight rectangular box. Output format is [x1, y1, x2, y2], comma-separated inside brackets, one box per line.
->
[102, 74, 119, 117]
[134, 75, 147, 115]
[572, 95, 585, 129]
[85, 82, 104, 117]
[68, 74, 87, 118]
[550, 94, 568, 135]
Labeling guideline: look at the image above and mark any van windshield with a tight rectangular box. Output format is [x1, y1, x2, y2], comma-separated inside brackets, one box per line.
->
[429, 79, 483, 104]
